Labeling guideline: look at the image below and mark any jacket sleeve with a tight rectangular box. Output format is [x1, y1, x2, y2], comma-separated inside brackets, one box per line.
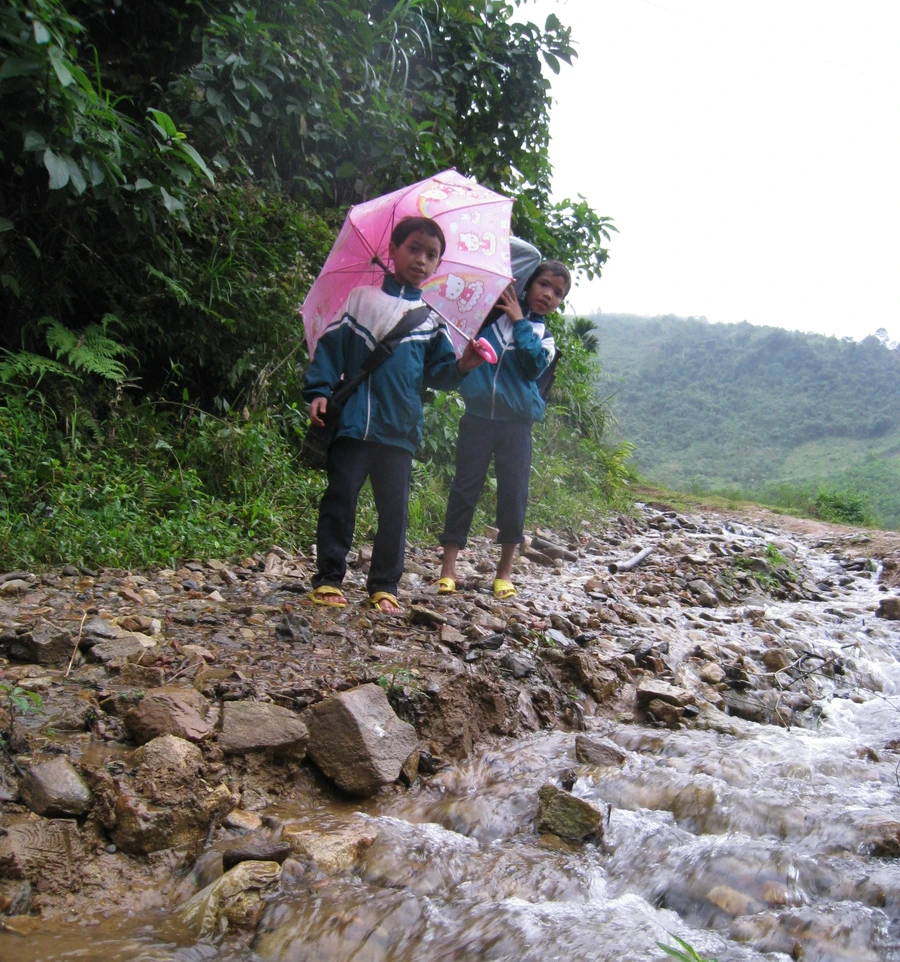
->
[302, 318, 348, 401]
[512, 319, 553, 381]
[422, 324, 465, 391]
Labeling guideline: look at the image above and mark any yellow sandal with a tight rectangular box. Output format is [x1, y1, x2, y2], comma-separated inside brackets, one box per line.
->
[493, 579, 517, 600]
[436, 577, 456, 595]
[309, 585, 347, 608]
[369, 591, 401, 613]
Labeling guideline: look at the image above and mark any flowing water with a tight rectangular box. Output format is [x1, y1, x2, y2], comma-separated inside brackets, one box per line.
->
[4, 538, 900, 962]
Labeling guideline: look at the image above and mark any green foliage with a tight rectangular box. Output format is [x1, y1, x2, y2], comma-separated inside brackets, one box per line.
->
[592, 314, 900, 529]
[0, 683, 44, 720]
[813, 487, 876, 526]
[657, 934, 718, 962]
[2, 0, 613, 413]
[0, 395, 324, 568]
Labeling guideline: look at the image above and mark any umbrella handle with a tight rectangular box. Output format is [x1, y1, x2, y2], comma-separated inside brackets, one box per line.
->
[440, 314, 497, 365]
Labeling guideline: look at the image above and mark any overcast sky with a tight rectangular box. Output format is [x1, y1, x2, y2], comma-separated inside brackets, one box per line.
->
[521, 0, 900, 340]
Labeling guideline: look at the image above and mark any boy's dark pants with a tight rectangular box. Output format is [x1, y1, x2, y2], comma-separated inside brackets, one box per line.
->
[440, 413, 533, 549]
[313, 437, 412, 597]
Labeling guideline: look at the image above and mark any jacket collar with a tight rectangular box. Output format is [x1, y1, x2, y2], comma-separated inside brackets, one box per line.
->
[383, 275, 423, 300]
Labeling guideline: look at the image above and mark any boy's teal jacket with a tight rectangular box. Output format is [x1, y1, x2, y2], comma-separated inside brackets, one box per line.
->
[461, 308, 556, 423]
[303, 277, 464, 453]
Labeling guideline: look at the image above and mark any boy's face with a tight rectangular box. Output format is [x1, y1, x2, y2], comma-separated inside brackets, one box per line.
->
[525, 271, 567, 316]
[389, 230, 443, 288]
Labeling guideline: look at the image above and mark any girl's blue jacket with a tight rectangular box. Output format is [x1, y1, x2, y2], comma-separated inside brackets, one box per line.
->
[303, 277, 464, 453]
[461, 308, 556, 423]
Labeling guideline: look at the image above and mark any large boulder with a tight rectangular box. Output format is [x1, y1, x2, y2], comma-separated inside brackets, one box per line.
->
[304, 684, 418, 797]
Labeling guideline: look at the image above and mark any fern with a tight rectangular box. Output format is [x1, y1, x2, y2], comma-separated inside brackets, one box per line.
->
[41, 315, 133, 382]
[0, 349, 74, 384]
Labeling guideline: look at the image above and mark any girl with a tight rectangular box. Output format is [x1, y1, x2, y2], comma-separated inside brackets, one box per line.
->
[437, 259, 571, 599]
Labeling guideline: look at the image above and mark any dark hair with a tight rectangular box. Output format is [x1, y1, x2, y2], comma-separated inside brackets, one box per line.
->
[390, 216, 446, 256]
[525, 260, 571, 297]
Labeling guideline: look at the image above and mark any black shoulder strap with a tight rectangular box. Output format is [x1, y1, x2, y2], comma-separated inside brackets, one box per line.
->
[536, 347, 562, 401]
[382, 304, 435, 352]
[331, 305, 435, 407]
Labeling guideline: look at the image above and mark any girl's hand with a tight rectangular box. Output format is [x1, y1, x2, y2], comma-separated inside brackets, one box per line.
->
[458, 339, 486, 373]
[495, 285, 524, 322]
[309, 396, 329, 427]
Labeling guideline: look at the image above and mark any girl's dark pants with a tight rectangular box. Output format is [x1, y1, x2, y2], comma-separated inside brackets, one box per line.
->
[313, 437, 412, 597]
[440, 413, 533, 549]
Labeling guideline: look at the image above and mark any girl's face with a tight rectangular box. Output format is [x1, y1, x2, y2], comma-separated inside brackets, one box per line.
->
[389, 230, 443, 288]
[525, 271, 567, 315]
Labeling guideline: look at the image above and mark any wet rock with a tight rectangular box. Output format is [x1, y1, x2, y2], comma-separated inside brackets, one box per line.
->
[0, 818, 86, 893]
[564, 651, 620, 702]
[222, 838, 291, 870]
[723, 689, 790, 727]
[760, 648, 792, 672]
[1, 623, 74, 668]
[88, 634, 156, 665]
[133, 732, 204, 774]
[875, 597, 900, 620]
[859, 819, 900, 857]
[575, 734, 627, 767]
[304, 683, 419, 797]
[499, 651, 535, 678]
[687, 579, 719, 607]
[218, 701, 309, 758]
[111, 781, 237, 855]
[707, 883, 762, 917]
[536, 783, 605, 842]
[275, 612, 312, 642]
[635, 679, 695, 712]
[19, 757, 93, 817]
[699, 662, 727, 685]
[0, 879, 32, 916]
[124, 685, 212, 744]
[120, 662, 167, 688]
[223, 809, 263, 832]
[284, 818, 379, 872]
[646, 698, 685, 728]
[175, 859, 281, 938]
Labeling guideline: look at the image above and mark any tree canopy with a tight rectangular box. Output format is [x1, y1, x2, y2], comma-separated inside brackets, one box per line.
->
[1, 0, 614, 406]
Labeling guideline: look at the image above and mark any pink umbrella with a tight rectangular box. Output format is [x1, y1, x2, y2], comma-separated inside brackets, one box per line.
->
[301, 169, 513, 361]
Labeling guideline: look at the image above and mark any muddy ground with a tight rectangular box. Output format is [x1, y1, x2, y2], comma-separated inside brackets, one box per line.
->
[1, 500, 898, 929]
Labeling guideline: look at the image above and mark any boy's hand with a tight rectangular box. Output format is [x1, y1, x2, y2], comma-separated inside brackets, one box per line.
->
[458, 339, 486, 373]
[495, 285, 524, 321]
[309, 396, 329, 427]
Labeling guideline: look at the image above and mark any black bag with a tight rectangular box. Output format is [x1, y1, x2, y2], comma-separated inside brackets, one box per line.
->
[536, 347, 562, 401]
[300, 306, 432, 469]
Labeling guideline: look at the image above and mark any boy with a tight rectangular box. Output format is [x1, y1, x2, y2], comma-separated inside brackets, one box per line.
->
[304, 216, 485, 613]
[437, 258, 571, 599]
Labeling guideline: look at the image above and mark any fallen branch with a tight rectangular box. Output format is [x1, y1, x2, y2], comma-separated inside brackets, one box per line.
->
[608, 546, 654, 574]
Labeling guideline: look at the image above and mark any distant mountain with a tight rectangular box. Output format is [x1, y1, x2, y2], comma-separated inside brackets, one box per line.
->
[586, 314, 900, 529]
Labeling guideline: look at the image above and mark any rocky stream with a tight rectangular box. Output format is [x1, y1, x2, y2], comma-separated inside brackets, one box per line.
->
[1, 501, 899, 962]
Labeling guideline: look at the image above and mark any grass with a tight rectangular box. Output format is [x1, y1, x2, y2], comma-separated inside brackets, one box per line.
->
[1, 391, 633, 571]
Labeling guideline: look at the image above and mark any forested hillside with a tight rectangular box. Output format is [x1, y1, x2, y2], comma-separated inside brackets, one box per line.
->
[589, 315, 900, 528]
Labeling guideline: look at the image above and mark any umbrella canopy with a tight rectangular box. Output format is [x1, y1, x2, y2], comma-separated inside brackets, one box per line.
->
[301, 169, 514, 357]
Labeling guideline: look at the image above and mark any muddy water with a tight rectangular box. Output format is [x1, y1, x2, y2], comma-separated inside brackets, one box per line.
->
[5, 547, 900, 962]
